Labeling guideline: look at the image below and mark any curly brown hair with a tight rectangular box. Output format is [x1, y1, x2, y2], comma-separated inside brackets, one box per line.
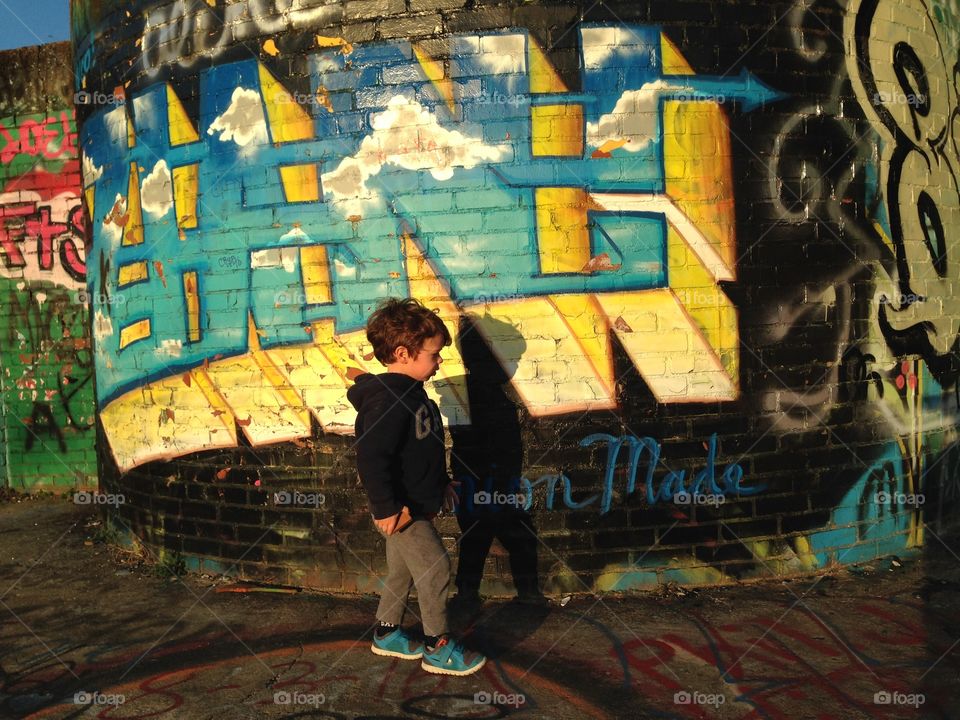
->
[365, 298, 452, 365]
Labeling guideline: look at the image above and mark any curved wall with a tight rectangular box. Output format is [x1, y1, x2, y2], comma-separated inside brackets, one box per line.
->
[73, 0, 960, 593]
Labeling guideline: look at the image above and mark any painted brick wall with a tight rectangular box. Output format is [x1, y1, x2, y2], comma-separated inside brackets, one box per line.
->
[74, 0, 960, 593]
[0, 42, 95, 491]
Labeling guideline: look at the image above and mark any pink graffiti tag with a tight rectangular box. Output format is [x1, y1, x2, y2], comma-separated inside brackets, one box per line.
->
[0, 201, 86, 281]
[0, 111, 78, 165]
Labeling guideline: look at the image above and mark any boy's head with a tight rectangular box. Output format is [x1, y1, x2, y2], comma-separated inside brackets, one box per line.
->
[366, 298, 452, 381]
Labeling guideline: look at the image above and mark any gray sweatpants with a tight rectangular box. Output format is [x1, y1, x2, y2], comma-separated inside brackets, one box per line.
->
[376, 519, 450, 637]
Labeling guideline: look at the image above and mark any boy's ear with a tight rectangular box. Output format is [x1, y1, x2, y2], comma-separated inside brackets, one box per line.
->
[393, 345, 410, 363]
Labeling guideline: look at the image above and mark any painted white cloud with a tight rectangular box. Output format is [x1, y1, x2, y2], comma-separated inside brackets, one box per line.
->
[313, 54, 341, 74]
[103, 105, 127, 148]
[586, 80, 696, 152]
[140, 159, 173, 217]
[322, 96, 507, 218]
[82, 153, 103, 187]
[581, 27, 647, 68]
[94, 309, 114, 343]
[207, 87, 269, 147]
[580, 27, 618, 69]
[333, 258, 356, 277]
[477, 34, 526, 74]
[280, 226, 309, 242]
[156, 339, 183, 357]
[132, 92, 154, 121]
[250, 247, 298, 273]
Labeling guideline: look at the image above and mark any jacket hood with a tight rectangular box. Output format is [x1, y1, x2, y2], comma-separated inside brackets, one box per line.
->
[347, 372, 422, 411]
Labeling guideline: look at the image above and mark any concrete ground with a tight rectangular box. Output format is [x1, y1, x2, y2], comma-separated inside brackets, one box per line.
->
[1, 497, 959, 719]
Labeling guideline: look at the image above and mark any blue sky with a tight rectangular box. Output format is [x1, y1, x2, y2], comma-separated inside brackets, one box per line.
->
[0, 0, 70, 50]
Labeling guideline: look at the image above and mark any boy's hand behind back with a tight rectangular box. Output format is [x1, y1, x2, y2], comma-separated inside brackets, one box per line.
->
[374, 506, 412, 535]
[374, 513, 401, 535]
[443, 481, 461, 514]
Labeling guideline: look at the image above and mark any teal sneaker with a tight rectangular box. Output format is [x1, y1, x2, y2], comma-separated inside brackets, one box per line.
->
[421, 636, 486, 676]
[370, 626, 423, 660]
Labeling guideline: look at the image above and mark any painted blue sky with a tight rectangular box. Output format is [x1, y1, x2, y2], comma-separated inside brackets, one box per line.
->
[0, 0, 70, 50]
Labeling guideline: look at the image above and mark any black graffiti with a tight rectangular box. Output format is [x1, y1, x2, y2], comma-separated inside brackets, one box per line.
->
[26, 402, 66, 453]
[6, 287, 93, 443]
[97, 249, 110, 303]
[917, 191, 947, 277]
[856, 460, 900, 538]
[855, 0, 960, 385]
[893, 41, 931, 140]
[840, 347, 885, 402]
[58, 342, 93, 432]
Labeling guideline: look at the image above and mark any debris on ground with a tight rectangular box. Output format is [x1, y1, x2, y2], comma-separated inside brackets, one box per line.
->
[216, 582, 302, 594]
[655, 582, 699, 600]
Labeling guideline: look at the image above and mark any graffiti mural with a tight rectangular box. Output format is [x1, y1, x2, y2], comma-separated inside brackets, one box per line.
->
[722, 0, 960, 580]
[0, 111, 84, 287]
[73, 0, 960, 592]
[0, 95, 94, 489]
[82, 24, 782, 471]
[836, 0, 960, 554]
[849, 0, 959, 376]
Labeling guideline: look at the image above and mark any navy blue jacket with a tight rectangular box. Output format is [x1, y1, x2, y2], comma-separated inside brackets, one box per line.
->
[347, 372, 449, 520]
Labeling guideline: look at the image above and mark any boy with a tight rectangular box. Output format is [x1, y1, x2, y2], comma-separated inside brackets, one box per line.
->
[347, 297, 486, 676]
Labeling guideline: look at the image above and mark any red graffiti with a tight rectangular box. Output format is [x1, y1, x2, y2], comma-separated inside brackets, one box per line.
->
[16, 638, 603, 719]
[2, 158, 80, 198]
[0, 111, 77, 165]
[620, 600, 948, 718]
[0, 200, 86, 281]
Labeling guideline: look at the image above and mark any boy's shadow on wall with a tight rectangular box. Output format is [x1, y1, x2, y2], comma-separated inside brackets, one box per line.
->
[436, 312, 551, 655]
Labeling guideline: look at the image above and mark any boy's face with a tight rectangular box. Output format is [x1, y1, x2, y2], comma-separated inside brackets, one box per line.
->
[391, 333, 445, 381]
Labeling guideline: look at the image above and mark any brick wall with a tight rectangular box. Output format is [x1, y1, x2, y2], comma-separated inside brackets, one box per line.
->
[77, 0, 960, 593]
[0, 42, 95, 491]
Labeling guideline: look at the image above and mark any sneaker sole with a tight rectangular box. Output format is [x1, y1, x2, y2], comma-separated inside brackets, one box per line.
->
[371, 643, 422, 660]
[420, 656, 486, 676]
